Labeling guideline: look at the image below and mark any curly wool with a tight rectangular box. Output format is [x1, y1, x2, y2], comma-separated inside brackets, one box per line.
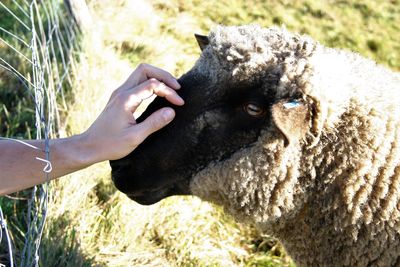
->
[189, 25, 400, 266]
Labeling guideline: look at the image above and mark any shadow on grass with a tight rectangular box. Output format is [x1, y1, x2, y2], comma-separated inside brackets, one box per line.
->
[0, 194, 96, 267]
[39, 213, 96, 267]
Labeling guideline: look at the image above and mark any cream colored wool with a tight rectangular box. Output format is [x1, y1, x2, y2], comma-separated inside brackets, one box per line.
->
[189, 25, 400, 266]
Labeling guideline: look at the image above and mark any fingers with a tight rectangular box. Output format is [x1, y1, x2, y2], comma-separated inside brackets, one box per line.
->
[124, 78, 184, 112]
[124, 63, 181, 91]
[130, 107, 175, 144]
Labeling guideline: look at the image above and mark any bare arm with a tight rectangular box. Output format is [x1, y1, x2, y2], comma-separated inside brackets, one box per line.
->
[0, 64, 184, 195]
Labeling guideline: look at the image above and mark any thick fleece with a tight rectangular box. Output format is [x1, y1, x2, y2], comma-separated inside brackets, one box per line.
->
[189, 25, 400, 266]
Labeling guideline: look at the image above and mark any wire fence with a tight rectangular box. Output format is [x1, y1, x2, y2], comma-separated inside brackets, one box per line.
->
[0, 0, 80, 266]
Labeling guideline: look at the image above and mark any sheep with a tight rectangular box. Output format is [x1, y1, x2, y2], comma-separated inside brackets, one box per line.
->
[110, 24, 400, 266]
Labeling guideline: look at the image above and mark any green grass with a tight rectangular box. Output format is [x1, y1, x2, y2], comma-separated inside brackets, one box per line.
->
[0, 2, 46, 264]
[1, 0, 399, 266]
[150, 0, 399, 70]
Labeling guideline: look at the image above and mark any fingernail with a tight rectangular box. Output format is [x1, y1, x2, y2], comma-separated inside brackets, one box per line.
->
[177, 96, 185, 105]
[163, 108, 175, 122]
[172, 78, 181, 89]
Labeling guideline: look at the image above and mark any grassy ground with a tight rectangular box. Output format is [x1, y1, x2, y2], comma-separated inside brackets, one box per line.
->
[1, 0, 399, 266]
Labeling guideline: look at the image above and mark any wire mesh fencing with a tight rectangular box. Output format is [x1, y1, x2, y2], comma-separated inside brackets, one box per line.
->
[0, 0, 80, 266]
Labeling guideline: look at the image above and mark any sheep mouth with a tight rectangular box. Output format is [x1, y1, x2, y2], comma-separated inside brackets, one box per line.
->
[125, 182, 190, 205]
[127, 189, 171, 205]
[111, 163, 192, 205]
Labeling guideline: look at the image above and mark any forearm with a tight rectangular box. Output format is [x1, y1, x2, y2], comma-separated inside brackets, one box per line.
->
[0, 134, 94, 195]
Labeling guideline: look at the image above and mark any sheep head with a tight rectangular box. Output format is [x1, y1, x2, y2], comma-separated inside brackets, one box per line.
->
[110, 25, 322, 226]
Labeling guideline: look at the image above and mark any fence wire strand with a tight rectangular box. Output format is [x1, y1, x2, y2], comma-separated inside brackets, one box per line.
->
[0, 0, 79, 266]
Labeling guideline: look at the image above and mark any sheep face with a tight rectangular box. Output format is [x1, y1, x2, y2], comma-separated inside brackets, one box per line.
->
[111, 71, 273, 203]
[110, 25, 317, 225]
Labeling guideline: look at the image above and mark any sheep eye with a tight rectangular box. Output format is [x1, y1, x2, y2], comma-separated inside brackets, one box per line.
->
[243, 103, 265, 117]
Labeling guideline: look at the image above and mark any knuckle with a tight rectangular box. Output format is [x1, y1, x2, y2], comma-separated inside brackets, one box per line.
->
[128, 93, 139, 102]
[150, 116, 164, 130]
[111, 89, 121, 99]
[110, 90, 118, 99]
[115, 91, 128, 103]
[137, 63, 148, 71]
[147, 78, 161, 88]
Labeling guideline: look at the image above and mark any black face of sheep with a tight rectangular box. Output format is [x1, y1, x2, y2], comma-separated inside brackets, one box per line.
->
[110, 67, 275, 205]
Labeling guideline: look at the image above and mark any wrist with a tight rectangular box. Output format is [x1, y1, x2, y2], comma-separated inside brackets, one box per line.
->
[74, 131, 104, 165]
[51, 133, 100, 173]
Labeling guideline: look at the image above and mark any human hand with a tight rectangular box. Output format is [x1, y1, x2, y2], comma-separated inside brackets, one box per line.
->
[80, 63, 184, 163]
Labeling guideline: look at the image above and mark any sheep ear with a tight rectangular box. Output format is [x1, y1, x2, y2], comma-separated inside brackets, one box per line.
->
[271, 99, 311, 146]
[194, 34, 209, 51]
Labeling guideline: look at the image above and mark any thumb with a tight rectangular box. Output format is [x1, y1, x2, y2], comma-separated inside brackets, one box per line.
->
[131, 107, 175, 144]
